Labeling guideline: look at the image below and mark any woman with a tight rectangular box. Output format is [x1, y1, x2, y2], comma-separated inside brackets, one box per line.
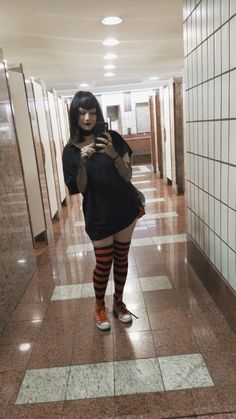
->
[62, 91, 139, 331]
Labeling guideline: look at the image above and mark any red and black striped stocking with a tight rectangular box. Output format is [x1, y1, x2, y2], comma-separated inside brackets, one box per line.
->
[93, 244, 113, 302]
[113, 239, 131, 301]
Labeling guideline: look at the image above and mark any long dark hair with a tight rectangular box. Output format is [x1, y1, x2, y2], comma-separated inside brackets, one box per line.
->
[69, 91, 104, 143]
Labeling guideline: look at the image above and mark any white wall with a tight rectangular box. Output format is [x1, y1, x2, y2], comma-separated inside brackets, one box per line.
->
[184, 0, 236, 291]
[99, 89, 153, 134]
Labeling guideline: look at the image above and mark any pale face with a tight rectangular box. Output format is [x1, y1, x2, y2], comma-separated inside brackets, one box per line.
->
[78, 107, 97, 131]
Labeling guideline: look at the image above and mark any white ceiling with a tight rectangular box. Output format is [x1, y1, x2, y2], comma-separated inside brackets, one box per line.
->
[0, 0, 184, 96]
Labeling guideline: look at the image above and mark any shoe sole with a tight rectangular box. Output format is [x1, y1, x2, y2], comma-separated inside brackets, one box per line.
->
[113, 310, 132, 323]
[95, 321, 111, 331]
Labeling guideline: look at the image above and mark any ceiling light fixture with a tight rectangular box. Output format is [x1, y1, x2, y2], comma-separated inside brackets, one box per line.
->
[80, 83, 89, 87]
[149, 76, 159, 80]
[103, 38, 120, 46]
[103, 53, 117, 60]
[104, 72, 115, 77]
[104, 64, 116, 70]
[101, 16, 123, 25]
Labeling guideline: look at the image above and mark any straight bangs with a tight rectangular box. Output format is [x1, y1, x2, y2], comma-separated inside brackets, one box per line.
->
[79, 95, 98, 110]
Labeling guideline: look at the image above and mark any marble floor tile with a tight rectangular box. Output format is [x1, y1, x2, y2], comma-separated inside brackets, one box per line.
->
[139, 187, 157, 192]
[132, 174, 146, 178]
[0, 321, 42, 346]
[147, 389, 197, 419]
[10, 401, 64, 419]
[140, 275, 172, 291]
[134, 165, 151, 172]
[71, 330, 114, 365]
[152, 233, 187, 244]
[66, 243, 93, 254]
[51, 282, 116, 301]
[146, 197, 165, 203]
[114, 394, 149, 418]
[27, 335, 73, 369]
[51, 284, 83, 300]
[143, 211, 178, 220]
[66, 362, 114, 400]
[131, 237, 154, 247]
[132, 180, 151, 185]
[62, 397, 115, 419]
[114, 358, 164, 395]
[152, 326, 199, 357]
[113, 330, 156, 361]
[158, 353, 214, 391]
[15, 366, 70, 404]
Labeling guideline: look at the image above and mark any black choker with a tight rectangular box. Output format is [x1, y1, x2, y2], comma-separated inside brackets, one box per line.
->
[79, 127, 94, 137]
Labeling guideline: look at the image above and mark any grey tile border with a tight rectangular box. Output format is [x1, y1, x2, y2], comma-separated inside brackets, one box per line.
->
[158, 353, 214, 391]
[15, 367, 70, 405]
[15, 354, 214, 404]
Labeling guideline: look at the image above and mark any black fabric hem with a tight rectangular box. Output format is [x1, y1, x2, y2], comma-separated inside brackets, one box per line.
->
[86, 211, 139, 241]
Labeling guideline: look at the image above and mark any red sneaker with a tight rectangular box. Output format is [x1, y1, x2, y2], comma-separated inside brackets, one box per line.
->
[94, 303, 111, 331]
[113, 300, 138, 323]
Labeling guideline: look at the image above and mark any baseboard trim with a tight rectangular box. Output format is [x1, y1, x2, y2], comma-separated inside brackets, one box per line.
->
[187, 234, 236, 335]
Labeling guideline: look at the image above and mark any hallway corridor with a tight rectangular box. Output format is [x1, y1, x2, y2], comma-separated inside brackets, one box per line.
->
[1, 165, 236, 419]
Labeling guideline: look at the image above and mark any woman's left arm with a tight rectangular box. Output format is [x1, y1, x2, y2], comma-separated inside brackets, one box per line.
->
[96, 133, 132, 182]
[113, 152, 132, 182]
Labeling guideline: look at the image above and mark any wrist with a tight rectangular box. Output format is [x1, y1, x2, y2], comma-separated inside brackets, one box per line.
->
[112, 153, 119, 161]
[80, 156, 87, 164]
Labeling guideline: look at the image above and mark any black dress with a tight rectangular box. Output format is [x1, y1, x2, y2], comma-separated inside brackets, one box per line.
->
[62, 130, 139, 241]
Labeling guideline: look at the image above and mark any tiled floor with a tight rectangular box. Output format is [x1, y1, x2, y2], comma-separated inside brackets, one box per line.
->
[1, 165, 236, 419]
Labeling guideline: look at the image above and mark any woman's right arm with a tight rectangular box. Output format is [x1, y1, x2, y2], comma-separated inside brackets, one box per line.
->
[76, 157, 88, 193]
[76, 143, 96, 193]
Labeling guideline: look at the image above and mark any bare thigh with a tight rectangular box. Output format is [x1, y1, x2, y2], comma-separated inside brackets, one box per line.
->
[92, 218, 137, 248]
[92, 235, 113, 248]
[114, 218, 137, 242]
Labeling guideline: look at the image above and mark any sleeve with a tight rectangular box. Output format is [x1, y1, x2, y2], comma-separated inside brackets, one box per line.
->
[62, 144, 81, 195]
[110, 130, 133, 157]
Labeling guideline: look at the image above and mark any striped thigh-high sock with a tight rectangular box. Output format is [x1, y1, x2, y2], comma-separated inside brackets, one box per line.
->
[93, 244, 113, 302]
[113, 240, 131, 301]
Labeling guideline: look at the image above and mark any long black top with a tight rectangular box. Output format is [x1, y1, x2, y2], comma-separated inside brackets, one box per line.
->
[62, 130, 139, 240]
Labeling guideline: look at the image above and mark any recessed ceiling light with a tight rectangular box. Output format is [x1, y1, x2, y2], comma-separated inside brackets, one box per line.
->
[103, 38, 120, 46]
[104, 72, 115, 77]
[149, 76, 159, 80]
[103, 53, 117, 60]
[101, 16, 123, 25]
[80, 83, 89, 87]
[104, 64, 116, 70]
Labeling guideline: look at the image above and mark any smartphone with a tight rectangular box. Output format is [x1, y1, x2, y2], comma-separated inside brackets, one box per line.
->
[93, 122, 108, 138]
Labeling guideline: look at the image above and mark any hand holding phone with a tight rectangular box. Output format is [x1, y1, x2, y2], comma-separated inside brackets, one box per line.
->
[94, 122, 108, 151]
[93, 122, 108, 137]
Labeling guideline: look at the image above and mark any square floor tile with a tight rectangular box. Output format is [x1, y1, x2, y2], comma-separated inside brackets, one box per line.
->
[140, 187, 156, 192]
[51, 284, 83, 300]
[66, 362, 114, 400]
[132, 180, 151, 185]
[114, 358, 164, 395]
[137, 165, 151, 172]
[140, 276, 172, 291]
[144, 212, 178, 220]
[15, 367, 70, 404]
[152, 234, 187, 245]
[146, 198, 165, 203]
[66, 243, 93, 254]
[81, 282, 113, 298]
[131, 237, 154, 247]
[158, 353, 214, 391]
